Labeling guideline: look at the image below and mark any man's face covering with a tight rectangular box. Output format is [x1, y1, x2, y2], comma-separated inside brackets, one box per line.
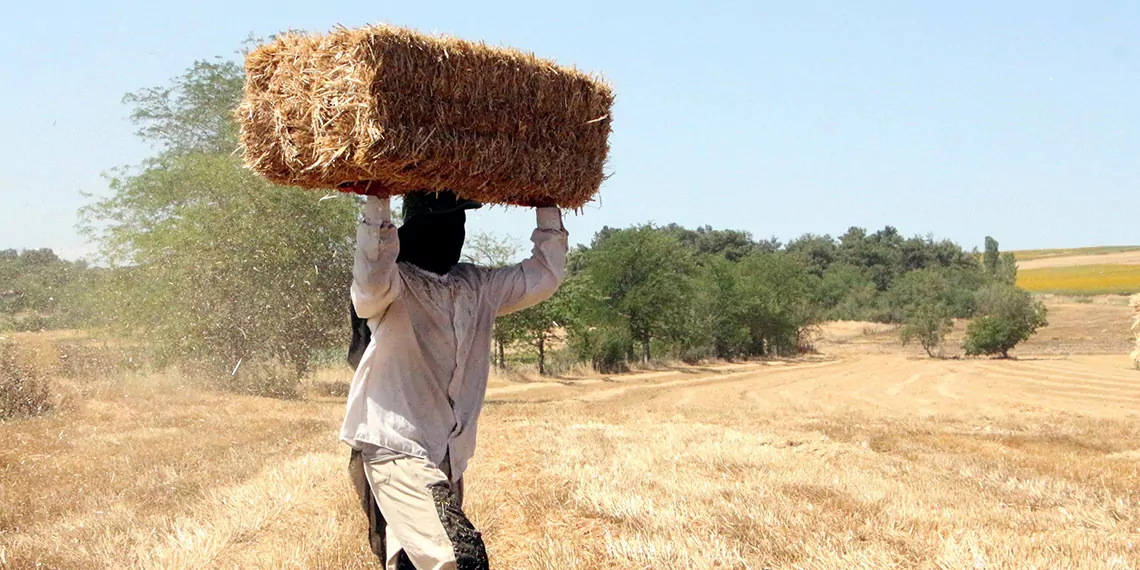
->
[397, 210, 467, 275]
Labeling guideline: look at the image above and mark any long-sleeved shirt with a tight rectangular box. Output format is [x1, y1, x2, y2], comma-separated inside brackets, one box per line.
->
[340, 197, 568, 481]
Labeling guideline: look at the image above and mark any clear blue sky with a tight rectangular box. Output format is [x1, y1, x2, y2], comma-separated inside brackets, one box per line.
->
[2, 1, 1137, 260]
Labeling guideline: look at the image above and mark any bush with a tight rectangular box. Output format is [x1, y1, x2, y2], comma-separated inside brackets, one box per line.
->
[900, 304, 954, 357]
[0, 342, 54, 420]
[542, 348, 585, 377]
[963, 284, 1048, 358]
[569, 327, 630, 374]
[891, 269, 957, 357]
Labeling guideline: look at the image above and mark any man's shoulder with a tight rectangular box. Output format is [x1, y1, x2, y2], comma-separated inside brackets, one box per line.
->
[452, 262, 495, 279]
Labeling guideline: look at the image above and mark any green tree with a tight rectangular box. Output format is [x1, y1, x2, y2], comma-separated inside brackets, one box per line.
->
[462, 231, 525, 369]
[983, 236, 1000, 274]
[690, 255, 749, 360]
[809, 227, 982, 323]
[0, 249, 91, 331]
[512, 300, 560, 375]
[583, 225, 695, 363]
[963, 284, 1048, 358]
[900, 302, 954, 357]
[816, 263, 879, 321]
[80, 57, 358, 390]
[735, 253, 820, 356]
[892, 269, 955, 357]
[660, 224, 778, 261]
[837, 226, 904, 292]
[123, 58, 245, 155]
[785, 233, 837, 277]
[996, 252, 1018, 285]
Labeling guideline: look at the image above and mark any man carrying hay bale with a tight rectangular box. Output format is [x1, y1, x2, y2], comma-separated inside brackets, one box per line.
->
[237, 25, 605, 567]
[341, 186, 567, 569]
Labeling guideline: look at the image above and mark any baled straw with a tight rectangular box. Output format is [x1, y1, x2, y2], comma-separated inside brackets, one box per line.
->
[237, 25, 614, 208]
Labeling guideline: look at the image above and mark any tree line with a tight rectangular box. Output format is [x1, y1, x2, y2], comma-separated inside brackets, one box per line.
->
[478, 222, 1042, 374]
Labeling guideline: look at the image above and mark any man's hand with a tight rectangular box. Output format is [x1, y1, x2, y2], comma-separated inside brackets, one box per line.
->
[520, 196, 557, 209]
[339, 181, 391, 197]
[363, 195, 393, 226]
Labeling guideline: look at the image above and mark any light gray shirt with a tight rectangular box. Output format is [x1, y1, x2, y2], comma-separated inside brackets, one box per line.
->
[340, 198, 568, 480]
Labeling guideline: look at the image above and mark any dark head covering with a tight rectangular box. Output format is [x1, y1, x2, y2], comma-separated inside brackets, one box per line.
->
[396, 190, 481, 275]
[347, 190, 481, 368]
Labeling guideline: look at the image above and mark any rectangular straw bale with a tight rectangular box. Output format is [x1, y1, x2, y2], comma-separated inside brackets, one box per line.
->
[237, 25, 613, 208]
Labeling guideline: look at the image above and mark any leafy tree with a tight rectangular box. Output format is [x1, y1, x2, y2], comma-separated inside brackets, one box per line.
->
[735, 253, 820, 356]
[80, 57, 358, 388]
[123, 58, 245, 155]
[785, 233, 837, 277]
[462, 231, 524, 369]
[996, 252, 1018, 285]
[900, 302, 954, 357]
[462, 231, 519, 269]
[555, 269, 631, 373]
[0, 249, 91, 331]
[690, 255, 749, 359]
[583, 225, 695, 362]
[511, 300, 560, 374]
[983, 236, 1000, 274]
[805, 227, 982, 322]
[658, 224, 778, 261]
[963, 284, 1048, 358]
[837, 226, 904, 292]
[892, 269, 955, 357]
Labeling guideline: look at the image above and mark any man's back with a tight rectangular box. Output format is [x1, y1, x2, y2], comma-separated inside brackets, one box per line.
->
[341, 192, 567, 568]
[341, 205, 568, 480]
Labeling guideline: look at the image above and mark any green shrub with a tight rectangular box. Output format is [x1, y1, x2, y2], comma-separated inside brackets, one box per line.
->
[542, 348, 584, 377]
[569, 327, 630, 374]
[963, 284, 1048, 358]
[900, 305, 954, 357]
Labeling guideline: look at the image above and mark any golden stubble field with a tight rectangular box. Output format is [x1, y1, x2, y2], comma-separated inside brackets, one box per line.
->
[1, 296, 1138, 569]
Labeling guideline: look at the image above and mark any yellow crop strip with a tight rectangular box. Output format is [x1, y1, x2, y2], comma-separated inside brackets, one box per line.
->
[1018, 264, 1140, 295]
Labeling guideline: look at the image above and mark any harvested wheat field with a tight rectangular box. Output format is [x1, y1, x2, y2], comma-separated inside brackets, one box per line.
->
[2, 299, 1139, 569]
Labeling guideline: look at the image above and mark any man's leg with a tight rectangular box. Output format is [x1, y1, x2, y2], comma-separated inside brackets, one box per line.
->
[348, 449, 386, 558]
[349, 450, 416, 569]
[364, 456, 488, 570]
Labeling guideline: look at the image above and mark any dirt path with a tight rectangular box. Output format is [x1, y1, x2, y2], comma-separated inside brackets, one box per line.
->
[485, 351, 1140, 419]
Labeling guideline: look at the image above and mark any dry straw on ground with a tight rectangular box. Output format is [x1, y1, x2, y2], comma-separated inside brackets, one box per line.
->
[237, 25, 613, 208]
[1131, 294, 1140, 368]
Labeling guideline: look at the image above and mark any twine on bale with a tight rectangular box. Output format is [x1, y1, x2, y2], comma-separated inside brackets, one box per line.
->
[237, 25, 614, 208]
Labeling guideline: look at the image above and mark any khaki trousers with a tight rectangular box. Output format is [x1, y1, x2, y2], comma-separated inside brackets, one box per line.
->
[355, 453, 488, 570]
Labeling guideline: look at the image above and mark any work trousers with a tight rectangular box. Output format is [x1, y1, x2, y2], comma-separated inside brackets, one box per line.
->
[348, 450, 488, 570]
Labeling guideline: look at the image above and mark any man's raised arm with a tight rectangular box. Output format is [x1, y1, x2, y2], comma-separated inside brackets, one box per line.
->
[489, 205, 569, 316]
[351, 195, 402, 320]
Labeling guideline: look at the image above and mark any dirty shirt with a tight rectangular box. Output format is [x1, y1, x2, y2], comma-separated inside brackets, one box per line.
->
[340, 202, 567, 481]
